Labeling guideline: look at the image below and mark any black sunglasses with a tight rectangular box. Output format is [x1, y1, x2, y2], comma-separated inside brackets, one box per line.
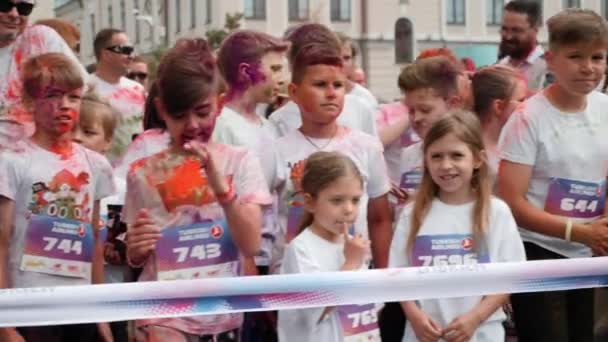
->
[0, 1, 34, 16]
[105, 45, 134, 56]
[127, 72, 148, 80]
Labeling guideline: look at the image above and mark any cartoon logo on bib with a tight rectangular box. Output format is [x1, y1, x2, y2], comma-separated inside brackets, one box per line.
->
[28, 169, 92, 222]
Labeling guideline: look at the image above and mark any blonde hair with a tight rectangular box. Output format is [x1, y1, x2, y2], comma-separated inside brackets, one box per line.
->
[298, 151, 363, 233]
[22, 53, 84, 106]
[406, 110, 491, 257]
[80, 89, 117, 140]
[472, 65, 521, 122]
[547, 8, 608, 50]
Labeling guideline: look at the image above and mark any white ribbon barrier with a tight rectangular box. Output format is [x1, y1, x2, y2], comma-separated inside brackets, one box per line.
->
[1, 257, 608, 327]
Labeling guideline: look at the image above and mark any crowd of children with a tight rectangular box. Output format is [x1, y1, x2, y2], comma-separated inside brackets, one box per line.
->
[1, 3, 608, 342]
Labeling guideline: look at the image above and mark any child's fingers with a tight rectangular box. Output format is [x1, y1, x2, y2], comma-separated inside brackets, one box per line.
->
[342, 222, 350, 238]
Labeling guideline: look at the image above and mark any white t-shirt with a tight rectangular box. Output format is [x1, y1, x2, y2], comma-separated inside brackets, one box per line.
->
[123, 144, 272, 335]
[375, 102, 420, 186]
[212, 106, 279, 152]
[269, 95, 378, 137]
[212, 106, 280, 266]
[350, 83, 379, 110]
[0, 140, 115, 288]
[389, 197, 526, 342]
[0, 25, 87, 146]
[499, 91, 608, 258]
[278, 228, 376, 342]
[88, 74, 146, 163]
[262, 127, 390, 273]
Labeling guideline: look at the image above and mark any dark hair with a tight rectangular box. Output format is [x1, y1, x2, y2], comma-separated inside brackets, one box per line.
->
[157, 38, 218, 116]
[143, 81, 165, 130]
[93, 28, 124, 60]
[504, 0, 542, 28]
[298, 151, 364, 233]
[398, 56, 461, 98]
[217, 30, 288, 89]
[285, 23, 341, 66]
[291, 43, 343, 84]
[547, 8, 608, 50]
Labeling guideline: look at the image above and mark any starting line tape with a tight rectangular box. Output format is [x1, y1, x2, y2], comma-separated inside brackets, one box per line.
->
[1, 257, 608, 327]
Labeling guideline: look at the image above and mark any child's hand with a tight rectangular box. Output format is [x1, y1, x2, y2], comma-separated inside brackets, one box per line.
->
[342, 223, 370, 270]
[408, 309, 442, 342]
[580, 218, 608, 256]
[127, 209, 161, 265]
[183, 141, 229, 195]
[97, 322, 114, 342]
[442, 311, 482, 342]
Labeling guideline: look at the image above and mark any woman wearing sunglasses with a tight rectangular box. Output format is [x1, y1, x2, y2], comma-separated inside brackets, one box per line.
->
[0, 0, 87, 151]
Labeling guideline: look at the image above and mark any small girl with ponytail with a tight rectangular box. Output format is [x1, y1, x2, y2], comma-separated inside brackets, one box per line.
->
[278, 151, 381, 342]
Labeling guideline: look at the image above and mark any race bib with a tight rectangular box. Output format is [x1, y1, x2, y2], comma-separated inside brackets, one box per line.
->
[544, 178, 606, 219]
[20, 214, 93, 279]
[156, 220, 239, 281]
[412, 234, 489, 267]
[337, 304, 382, 341]
[399, 169, 422, 192]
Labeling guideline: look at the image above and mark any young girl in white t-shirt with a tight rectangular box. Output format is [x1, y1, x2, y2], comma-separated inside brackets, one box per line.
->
[389, 110, 525, 342]
[278, 151, 381, 342]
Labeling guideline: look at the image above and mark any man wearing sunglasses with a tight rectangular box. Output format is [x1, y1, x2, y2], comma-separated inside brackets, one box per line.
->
[127, 55, 150, 91]
[0, 0, 87, 147]
[89, 28, 145, 163]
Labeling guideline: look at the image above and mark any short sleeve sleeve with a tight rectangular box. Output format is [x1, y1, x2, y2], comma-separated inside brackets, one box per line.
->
[234, 149, 273, 206]
[365, 139, 390, 198]
[0, 151, 21, 201]
[498, 108, 538, 166]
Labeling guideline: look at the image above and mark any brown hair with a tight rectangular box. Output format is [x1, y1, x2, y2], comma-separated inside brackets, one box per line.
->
[335, 31, 357, 58]
[93, 28, 124, 60]
[80, 89, 117, 140]
[22, 53, 84, 106]
[406, 110, 491, 257]
[298, 151, 364, 233]
[547, 9, 608, 50]
[131, 55, 149, 65]
[143, 81, 166, 130]
[285, 23, 341, 66]
[416, 48, 459, 65]
[472, 65, 520, 122]
[291, 43, 343, 84]
[398, 56, 461, 98]
[157, 38, 218, 115]
[217, 30, 288, 88]
[36, 19, 80, 52]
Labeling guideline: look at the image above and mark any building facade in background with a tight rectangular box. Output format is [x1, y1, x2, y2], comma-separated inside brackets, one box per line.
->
[55, 0, 608, 102]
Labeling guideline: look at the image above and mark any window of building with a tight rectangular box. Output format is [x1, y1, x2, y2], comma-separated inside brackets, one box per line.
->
[176, 0, 182, 33]
[120, 0, 126, 29]
[108, 5, 113, 27]
[446, 0, 465, 25]
[134, 0, 141, 43]
[331, 0, 351, 21]
[289, 0, 309, 21]
[191, 0, 197, 28]
[206, 0, 212, 24]
[486, 0, 503, 25]
[244, 0, 266, 19]
[564, 0, 580, 8]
